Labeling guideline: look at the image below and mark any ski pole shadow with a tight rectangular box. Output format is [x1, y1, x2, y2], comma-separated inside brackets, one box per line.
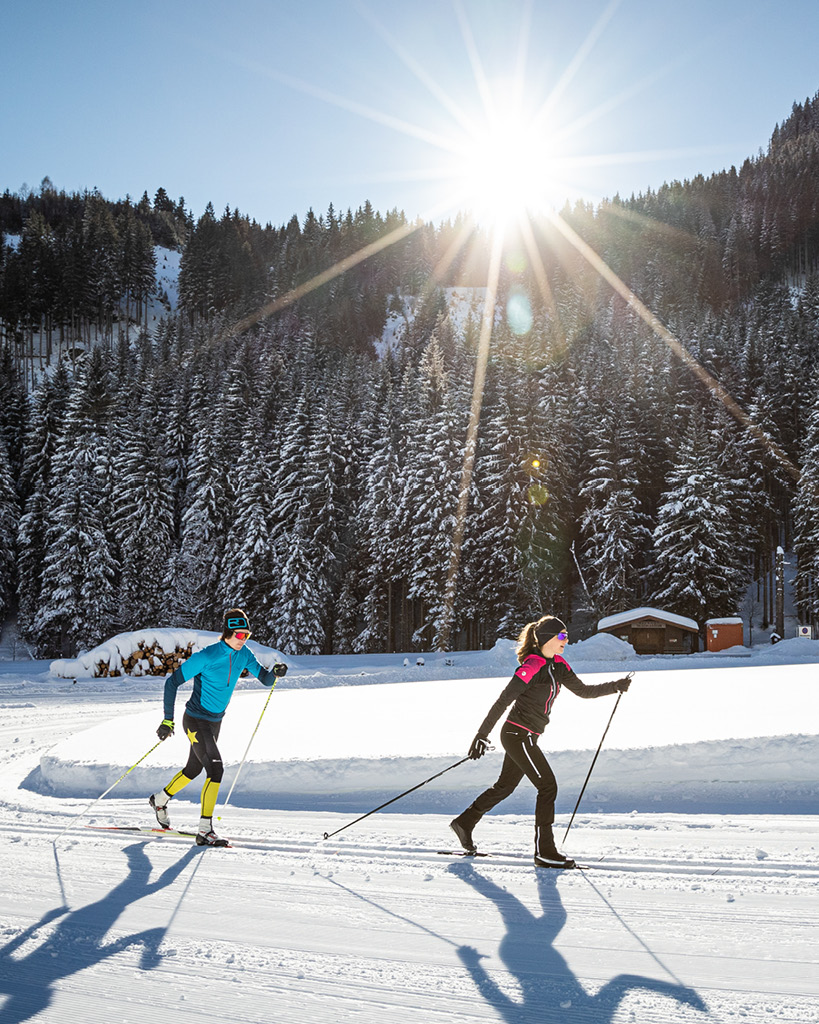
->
[448, 861, 707, 1024]
[0, 842, 198, 1024]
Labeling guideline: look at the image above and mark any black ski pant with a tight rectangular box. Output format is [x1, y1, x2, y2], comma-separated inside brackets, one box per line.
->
[179, 713, 224, 784]
[460, 722, 558, 852]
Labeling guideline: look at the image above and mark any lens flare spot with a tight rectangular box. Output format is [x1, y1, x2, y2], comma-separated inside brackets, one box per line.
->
[528, 483, 550, 506]
[507, 293, 533, 335]
[505, 250, 528, 274]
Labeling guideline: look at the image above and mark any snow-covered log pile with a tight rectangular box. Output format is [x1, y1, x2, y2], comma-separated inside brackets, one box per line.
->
[51, 629, 222, 679]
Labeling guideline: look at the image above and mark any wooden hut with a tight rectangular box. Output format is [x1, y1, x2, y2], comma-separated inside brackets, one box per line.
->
[597, 607, 699, 655]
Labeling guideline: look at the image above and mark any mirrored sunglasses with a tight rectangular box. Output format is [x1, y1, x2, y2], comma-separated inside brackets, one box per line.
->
[233, 630, 251, 641]
[556, 631, 569, 641]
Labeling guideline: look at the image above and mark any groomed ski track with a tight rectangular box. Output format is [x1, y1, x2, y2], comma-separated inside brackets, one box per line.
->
[2, 695, 818, 1022]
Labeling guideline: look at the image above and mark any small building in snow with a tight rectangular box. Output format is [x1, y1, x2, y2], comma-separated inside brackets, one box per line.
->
[597, 607, 700, 655]
[705, 618, 744, 651]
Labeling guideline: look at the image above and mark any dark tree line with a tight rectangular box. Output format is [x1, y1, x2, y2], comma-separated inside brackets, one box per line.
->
[1, 92, 818, 656]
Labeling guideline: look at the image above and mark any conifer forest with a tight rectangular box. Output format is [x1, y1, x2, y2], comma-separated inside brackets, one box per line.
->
[1, 93, 819, 658]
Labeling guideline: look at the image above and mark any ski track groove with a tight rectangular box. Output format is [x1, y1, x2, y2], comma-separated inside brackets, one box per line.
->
[5, 819, 817, 881]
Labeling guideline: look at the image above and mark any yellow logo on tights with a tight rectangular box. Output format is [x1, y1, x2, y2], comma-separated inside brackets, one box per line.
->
[186, 727, 199, 744]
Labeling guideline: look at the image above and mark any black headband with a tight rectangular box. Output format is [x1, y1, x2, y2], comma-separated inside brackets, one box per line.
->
[534, 618, 567, 645]
[225, 615, 250, 632]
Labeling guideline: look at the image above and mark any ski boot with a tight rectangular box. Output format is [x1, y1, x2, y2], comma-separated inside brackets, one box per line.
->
[450, 815, 478, 854]
[149, 792, 171, 830]
[534, 824, 576, 869]
[534, 852, 577, 869]
[196, 817, 229, 847]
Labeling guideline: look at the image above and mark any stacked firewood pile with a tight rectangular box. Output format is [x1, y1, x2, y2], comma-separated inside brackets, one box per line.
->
[95, 640, 195, 678]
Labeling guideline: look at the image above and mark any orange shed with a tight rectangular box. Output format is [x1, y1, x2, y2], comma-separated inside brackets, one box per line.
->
[706, 618, 744, 651]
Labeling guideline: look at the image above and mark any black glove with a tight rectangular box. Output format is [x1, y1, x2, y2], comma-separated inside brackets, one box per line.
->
[156, 719, 174, 740]
[615, 675, 632, 692]
[468, 734, 490, 760]
[273, 663, 288, 677]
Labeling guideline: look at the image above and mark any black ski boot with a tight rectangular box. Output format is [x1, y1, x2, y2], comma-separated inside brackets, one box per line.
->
[450, 815, 478, 854]
[534, 852, 577, 869]
[534, 824, 576, 869]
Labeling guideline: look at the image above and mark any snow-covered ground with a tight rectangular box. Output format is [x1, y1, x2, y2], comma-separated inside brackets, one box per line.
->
[1, 638, 817, 1022]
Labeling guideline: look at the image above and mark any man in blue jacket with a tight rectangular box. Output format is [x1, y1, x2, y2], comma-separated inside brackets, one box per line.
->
[149, 608, 287, 846]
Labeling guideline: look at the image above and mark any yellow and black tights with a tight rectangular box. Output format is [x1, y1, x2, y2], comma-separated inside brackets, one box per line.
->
[162, 713, 224, 818]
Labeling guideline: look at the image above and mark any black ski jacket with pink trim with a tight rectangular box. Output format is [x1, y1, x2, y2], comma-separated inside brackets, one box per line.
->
[477, 654, 621, 737]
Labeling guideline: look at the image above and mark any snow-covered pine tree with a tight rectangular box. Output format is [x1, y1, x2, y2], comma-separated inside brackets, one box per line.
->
[16, 363, 72, 638]
[395, 333, 465, 648]
[0, 347, 27, 479]
[651, 417, 749, 622]
[0, 435, 18, 622]
[578, 400, 652, 616]
[269, 387, 326, 654]
[32, 350, 119, 655]
[793, 388, 819, 631]
[174, 371, 230, 626]
[218, 411, 278, 640]
[111, 381, 176, 629]
[353, 362, 402, 652]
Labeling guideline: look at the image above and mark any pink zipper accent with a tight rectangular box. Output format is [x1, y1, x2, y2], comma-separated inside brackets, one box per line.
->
[506, 718, 541, 734]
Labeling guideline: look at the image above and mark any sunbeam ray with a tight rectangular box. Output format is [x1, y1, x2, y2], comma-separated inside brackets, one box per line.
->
[544, 208, 801, 483]
[438, 227, 506, 650]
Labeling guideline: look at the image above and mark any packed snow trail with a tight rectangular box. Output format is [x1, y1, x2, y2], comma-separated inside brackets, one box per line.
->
[2, 810, 819, 1023]
[1, 659, 818, 1023]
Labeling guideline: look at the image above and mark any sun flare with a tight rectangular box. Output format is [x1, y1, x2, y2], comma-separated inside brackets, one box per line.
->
[451, 101, 565, 231]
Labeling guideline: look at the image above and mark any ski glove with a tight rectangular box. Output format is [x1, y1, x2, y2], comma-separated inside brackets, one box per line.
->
[468, 734, 490, 760]
[615, 675, 632, 692]
[156, 719, 175, 741]
[272, 663, 288, 677]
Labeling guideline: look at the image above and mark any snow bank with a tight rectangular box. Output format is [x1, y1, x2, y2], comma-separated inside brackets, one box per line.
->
[33, 662, 819, 814]
[50, 629, 286, 679]
[565, 633, 636, 661]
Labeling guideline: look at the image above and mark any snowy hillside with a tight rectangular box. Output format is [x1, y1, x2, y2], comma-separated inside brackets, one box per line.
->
[378, 286, 489, 355]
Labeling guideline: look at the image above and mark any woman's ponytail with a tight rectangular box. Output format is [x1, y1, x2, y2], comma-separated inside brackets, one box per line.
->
[515, 621, 541, 663]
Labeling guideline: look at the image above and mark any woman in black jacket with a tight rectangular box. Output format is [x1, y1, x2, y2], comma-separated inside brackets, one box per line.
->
[450, 615, 631, 868]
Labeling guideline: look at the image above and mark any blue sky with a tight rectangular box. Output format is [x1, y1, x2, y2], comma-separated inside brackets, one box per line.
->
[3, 0, 818, 228]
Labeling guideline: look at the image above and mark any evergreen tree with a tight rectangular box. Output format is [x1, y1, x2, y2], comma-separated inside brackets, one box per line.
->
[112, 383, 175, 628]
[651, 418, 748, 623]
[793, 389, 819, 629]
[354, 364, 402, 652]
[218, 413, 279, 641]
[32, 351, 118, 654]
[16, 362, 71, 637]
[0, 435, 18, 622]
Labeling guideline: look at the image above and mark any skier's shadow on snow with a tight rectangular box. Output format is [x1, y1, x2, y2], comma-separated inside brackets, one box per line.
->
[0, 842, 198, 1023]
[448, 861, 707, 1023]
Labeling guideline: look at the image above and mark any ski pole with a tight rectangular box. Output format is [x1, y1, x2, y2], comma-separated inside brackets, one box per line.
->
[563, 677, 631, 843]
[218, 680, 278, 816]
[52, 739, 163, 842]
[322, 756, 471, 841]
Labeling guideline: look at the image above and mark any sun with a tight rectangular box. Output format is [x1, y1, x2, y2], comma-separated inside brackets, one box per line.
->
[449, 95, 567, 232]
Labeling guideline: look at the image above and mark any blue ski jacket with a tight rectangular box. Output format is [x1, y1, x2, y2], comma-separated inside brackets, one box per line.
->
[162, 640, 274, 723]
